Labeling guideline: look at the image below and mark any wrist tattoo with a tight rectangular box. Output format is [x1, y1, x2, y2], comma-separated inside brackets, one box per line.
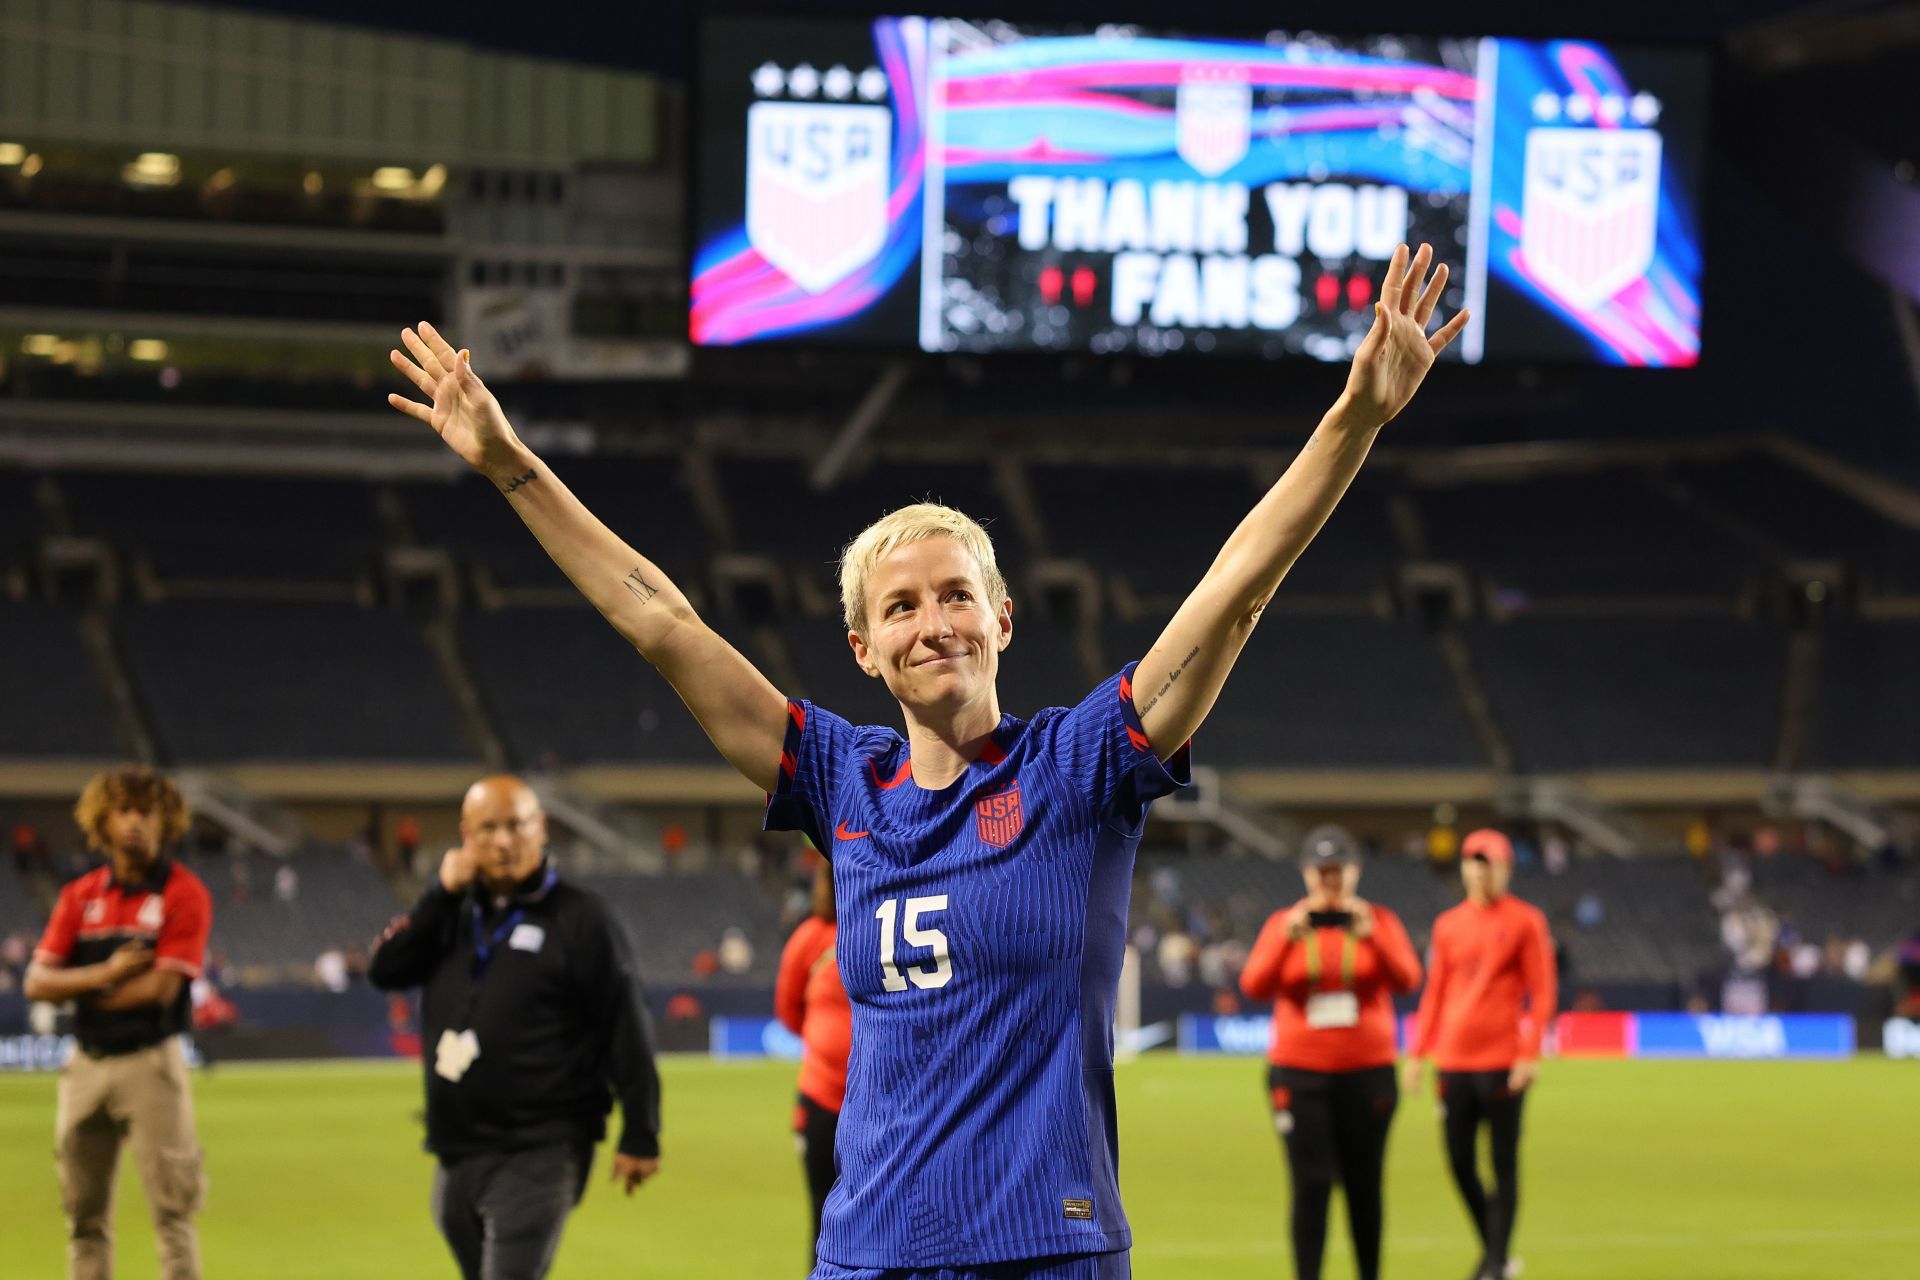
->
[501, 469, 537, 494]
[622, 568, 659, 604]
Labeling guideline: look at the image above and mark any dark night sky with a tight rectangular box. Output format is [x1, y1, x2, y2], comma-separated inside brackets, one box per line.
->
[194, 0, 1813, 78]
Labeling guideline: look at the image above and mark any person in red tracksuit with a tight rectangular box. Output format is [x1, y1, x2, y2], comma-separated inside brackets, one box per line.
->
[1403, 828, 1558, 1280]
[1241, 826, 1422, 1280]
[775, 865, 852, 1258]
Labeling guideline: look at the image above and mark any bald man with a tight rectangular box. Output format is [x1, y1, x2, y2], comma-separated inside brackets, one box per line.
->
[369, 776, 661, 1280]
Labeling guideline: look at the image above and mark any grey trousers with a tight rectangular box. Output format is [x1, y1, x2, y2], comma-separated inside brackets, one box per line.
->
[431, 1142, 592, 1280]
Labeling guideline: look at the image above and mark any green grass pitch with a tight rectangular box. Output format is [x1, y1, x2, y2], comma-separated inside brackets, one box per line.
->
[2, 1055, 1914, 1278]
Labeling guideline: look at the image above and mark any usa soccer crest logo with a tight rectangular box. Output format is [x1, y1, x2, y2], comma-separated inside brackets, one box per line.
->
[1521, 126, 1663, 309]
[746, 100, 892, 295]
[975, 781, 1024, 849]
[1175, 65, 1252, 179]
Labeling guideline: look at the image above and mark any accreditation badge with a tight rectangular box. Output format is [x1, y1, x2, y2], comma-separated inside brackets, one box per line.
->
[434, 1029, 481, 1082]
[1304, 992, 1360, 1029]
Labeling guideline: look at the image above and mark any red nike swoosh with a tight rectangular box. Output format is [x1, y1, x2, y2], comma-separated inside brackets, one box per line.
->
[834, 822, 870, 841]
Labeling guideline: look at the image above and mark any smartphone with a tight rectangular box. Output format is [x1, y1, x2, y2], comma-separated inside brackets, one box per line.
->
[1307, 909, 1353, 930]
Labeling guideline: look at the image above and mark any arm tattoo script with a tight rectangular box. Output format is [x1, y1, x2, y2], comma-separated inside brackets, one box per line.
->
[501, 469, 537, 494]
[622, 568, 659, 605]
[1138, 644, 1202, 718]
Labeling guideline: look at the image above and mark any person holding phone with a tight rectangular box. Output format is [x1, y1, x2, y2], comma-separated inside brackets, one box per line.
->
[1240, 826, 1422, 1280]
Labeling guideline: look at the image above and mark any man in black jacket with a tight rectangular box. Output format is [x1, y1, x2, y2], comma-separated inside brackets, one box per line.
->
[370, 775, 661, 1280]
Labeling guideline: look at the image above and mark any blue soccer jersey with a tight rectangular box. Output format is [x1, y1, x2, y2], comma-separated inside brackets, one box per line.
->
[765, 663, 1189, 1268]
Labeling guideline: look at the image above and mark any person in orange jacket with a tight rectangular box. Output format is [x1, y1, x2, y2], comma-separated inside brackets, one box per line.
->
[1241, 826, 1422, 1280]
[775, 865, 851, 1255]
[1403, 827, 1558, 1280]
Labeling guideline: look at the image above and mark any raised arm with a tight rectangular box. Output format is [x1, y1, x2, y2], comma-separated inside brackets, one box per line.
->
[388, 322, 787, 791]
[1130, 244, 1467, 755]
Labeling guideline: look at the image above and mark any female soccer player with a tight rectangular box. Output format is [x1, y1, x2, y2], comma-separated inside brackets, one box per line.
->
[1240, 826, 1421, 1280]
[387, 243, 1466, 1279]
[776, 865, 852, 1253]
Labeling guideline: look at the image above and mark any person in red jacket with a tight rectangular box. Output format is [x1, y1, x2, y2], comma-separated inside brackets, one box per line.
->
[775, 865, 851, 1254]
[1240, 826, 1422, 1280]
[1403, 827, 1558, 1280]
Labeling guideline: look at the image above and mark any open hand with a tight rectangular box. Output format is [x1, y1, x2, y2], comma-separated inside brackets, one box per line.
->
[387, 322, 526, 481]
[611, 1153, 660, 1196]
[1342, 243, 1470, 428]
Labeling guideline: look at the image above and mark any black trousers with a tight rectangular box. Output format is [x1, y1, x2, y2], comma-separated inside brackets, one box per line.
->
[1267, 1063, 1399, 1280]
[797, 1093, 841, 1251]
[1438, 1070, 1527, 1277]
[432, 1141, 593, 1280]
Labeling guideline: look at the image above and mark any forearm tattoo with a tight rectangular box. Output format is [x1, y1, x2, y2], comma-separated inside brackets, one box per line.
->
[622, 568, 659, 604]
[1138, 644, 1201, 717]
[501, 469, 537, 494]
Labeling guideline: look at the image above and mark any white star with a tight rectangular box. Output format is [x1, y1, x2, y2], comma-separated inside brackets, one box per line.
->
[1599, 94, 1626, 123]
[788, 63, 819, 99]
[1532, 91, 1562, 122]
[858, 66, 889, 101]
[823, 64, 854, 100]
[1630, 92, 1663, 125]
[1565, 94, 1593, 123]
[751, 62, 784, 98]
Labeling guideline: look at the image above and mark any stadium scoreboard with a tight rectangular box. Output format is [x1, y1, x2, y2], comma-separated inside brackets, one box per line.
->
[692, 16, 1707, 367]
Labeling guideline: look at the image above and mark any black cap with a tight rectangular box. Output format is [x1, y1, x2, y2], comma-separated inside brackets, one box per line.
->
[1299, 824, 1360, 869]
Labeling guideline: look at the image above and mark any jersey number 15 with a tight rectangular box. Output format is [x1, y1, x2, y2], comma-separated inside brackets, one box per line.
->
[875, 895, 952, 991]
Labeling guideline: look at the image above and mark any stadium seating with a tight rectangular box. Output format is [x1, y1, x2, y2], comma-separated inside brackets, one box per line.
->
[1105, 615, 1486, 767]
[0, 601, 123, 758]
[1808, 620, 1920, 767]
[116, 600, 475, 763]
[1465, 616, 1784, 769]
[399, 454, 711, 591]
[62, 470, 385, 588]
[1416, 469, 1757, 600]
[575, 869, 786, 985]
[460, 605, 715, 766]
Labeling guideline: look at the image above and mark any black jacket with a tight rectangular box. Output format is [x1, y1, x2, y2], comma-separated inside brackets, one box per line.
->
[368, 865, 661, 1161]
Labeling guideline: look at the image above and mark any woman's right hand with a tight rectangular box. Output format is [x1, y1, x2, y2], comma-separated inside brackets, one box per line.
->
[387, 322, 529, 483]
[1283, 903, 1313, 942]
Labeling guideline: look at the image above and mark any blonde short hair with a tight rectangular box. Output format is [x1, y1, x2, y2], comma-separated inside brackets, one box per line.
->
[839, 503, 1008, 634]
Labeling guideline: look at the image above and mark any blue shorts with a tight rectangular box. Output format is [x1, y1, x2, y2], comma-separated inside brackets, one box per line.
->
[812, 1251, 1130, 1280]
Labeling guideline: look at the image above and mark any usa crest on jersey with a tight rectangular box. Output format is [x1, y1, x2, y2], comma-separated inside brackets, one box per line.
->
[1175, 66, 1252, 179]
[1521, 126, 1663, 308]
[974, 780, 1024, 848]
[746, 101, 892, 294]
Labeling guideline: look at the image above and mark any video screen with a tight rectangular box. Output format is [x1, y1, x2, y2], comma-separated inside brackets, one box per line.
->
[692, 17, 1706, 367]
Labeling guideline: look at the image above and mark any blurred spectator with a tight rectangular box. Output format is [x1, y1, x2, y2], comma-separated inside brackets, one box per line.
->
[315, 948, 350, 993]
[1842, 939, 1871, 982]
[275, 863, 300, 904]
[665, 992, 704, 1021]
[1426, 803, 1460, 875]
[1574, 891, 1606, 931]
[718, 927, 754, 975]
[692, 949, 720, 979]
[1897, 930, 1920, 1017]
[1542, 830, 1570, 877]
[1789, 942, 1821, 979]
[1156, 930, 1197, 987]
[396, 815, 422, 876]
[1685, 818, 1713, 862]
[661, 823, 689, 860]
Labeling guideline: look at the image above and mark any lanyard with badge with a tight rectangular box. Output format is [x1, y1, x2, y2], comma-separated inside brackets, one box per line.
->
[1303, 926, 1362, 1030]
[434, 864, 557, 1084]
